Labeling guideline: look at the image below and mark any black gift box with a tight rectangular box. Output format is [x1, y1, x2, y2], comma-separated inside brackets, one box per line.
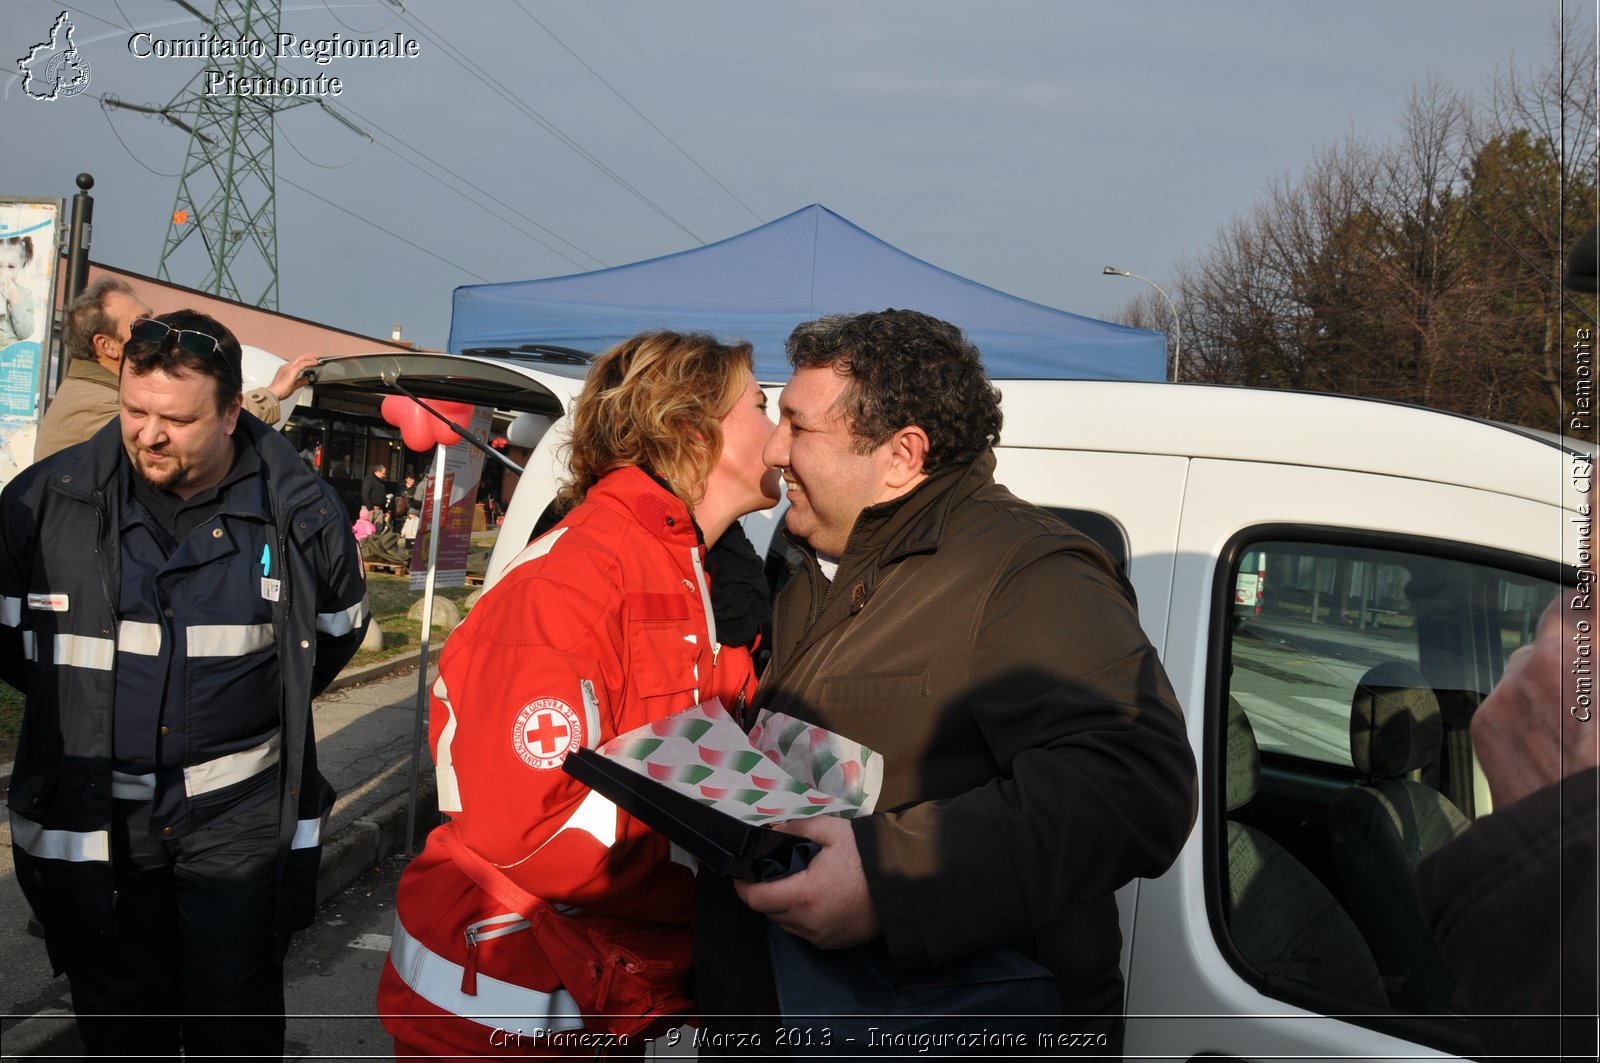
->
[561, 746, 818, 882]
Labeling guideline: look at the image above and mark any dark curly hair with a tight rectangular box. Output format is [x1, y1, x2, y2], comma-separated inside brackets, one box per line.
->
[786, 309, 1001, 475]
[121, 308, 243, 413]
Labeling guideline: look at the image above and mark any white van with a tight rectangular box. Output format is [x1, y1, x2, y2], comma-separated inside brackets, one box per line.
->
[315, 353, 1582, 1061]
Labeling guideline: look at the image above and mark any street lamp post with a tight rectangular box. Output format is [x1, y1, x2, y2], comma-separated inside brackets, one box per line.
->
[1103, 266, 1181, 382]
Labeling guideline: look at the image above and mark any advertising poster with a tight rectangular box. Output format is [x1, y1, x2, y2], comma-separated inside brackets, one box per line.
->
[0, 198, 62, 486]
[409, 405, 493, 589]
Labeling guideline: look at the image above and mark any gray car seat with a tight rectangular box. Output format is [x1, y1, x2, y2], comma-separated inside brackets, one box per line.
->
[1327, 662, 1469, 1011]
[1224, 697, 1385, 1005]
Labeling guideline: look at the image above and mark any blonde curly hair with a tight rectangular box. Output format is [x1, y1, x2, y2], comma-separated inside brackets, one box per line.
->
[557, 330, 754, 513]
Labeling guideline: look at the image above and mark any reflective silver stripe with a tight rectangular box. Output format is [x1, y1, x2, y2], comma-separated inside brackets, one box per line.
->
[291, 813, 326, 850]
[504, 526, 567, 576]
[56, 633, 114, 671]
[21, 631, 36, 661]
[432, 674, 462, 813]
[0, 595, 20, 627]
[186, 622, 272, 657]
[552, 786, 617, 849]
[389, 915, 583, 1031]
[184, 733, 280, 798]
[118, 620, 163, 656]
[10, 811, 111, 863]
[316, 595, 369, 637]
[111, 771, 157, 800]
[689, 547, 718, 649]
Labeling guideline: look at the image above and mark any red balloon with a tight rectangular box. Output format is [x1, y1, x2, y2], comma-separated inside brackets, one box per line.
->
[430, 401, 475, 447]
[414, 408, 442, 451]
[379, 394, 410, 427]
[379, 394, 477, 450]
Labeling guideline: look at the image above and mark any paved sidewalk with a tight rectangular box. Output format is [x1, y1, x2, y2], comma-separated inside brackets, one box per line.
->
[0, 649, 443, 1059]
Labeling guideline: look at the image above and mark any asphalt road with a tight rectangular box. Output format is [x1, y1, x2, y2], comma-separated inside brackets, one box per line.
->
[1228, 613, 1416, 766]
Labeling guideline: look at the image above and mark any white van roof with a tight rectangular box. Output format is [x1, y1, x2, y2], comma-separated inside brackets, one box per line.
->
[994, 380, 1584, 509]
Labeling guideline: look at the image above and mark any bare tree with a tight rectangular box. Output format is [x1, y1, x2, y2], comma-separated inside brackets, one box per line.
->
[1156, 17, 1596, 428]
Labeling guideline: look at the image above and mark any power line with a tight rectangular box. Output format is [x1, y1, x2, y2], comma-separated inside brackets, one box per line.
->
[276, 170, 491, 282]
[393, 5, 706, 245]
[96, 94, 181, 178]
[329, 101, 607, 270]
[513, 0, 763, 223]
[585, 0, 797, 209]
[275, 111, 374, 170]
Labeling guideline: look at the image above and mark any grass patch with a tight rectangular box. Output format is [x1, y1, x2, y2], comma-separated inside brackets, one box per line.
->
[0, 571, 479, 765]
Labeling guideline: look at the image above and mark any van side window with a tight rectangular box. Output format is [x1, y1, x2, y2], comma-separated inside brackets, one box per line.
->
[1043, 508, 1128, 573]
[1215, 536, 1557, 1044]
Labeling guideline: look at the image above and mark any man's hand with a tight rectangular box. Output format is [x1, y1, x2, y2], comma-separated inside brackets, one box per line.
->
[733, 814, 881, 950]
[1472, 592, 1600, 809]
[268, 352, 320, 401]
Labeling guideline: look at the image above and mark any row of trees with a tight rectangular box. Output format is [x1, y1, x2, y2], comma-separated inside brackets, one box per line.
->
[1118, 18, 1597, 430]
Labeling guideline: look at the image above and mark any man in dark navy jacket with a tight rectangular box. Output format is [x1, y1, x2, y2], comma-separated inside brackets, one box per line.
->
[0, 309, 369, 1060]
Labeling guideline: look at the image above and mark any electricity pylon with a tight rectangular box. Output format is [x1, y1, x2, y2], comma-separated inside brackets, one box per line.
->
[107, 0, 373, 309]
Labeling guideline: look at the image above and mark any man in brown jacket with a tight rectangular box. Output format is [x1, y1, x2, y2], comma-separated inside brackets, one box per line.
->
[694, 309, 1197, 1055]
[34, 277, 318, 462]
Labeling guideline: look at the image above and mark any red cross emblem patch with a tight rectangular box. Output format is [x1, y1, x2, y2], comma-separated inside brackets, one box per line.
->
[512, 697, 583, 771]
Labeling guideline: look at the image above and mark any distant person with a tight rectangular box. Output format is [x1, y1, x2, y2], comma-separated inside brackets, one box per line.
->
[694, 309, 1196, 1054]
[0, 234, 39, 346]
[1414, 222, 1599, 1060]
[0, 308, 370, 1058]
[352, 506, 377, 540]
[33, 278, 319, 461]
[378, 330, 780, 1056]
[361, 463, 388, 528]
[389, 489, 410, 535]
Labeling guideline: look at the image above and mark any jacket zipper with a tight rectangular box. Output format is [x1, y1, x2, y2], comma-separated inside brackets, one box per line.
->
[93, 488, 119, 907]
[92, 490, 116, 627]
[689, 546, 718, 658]
[460, 913, 532, 995]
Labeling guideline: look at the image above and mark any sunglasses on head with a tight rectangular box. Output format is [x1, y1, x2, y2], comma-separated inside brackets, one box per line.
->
[129, 318, 223, 359]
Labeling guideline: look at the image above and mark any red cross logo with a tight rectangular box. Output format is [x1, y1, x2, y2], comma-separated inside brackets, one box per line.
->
[524, 712, 569, 756]
[513, 697, 583, 770]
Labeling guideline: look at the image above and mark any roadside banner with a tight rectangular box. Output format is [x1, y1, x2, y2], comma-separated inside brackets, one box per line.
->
[408, 405, 491, 589]
[0, 198, 63, 487]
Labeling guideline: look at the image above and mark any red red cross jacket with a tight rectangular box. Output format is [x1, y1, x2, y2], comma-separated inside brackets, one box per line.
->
[379, 467, 759, 1056]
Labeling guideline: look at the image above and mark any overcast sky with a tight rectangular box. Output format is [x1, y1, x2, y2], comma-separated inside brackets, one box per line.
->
[3, 0, 1592, 352]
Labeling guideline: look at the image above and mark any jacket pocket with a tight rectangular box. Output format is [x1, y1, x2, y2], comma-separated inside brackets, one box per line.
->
[624, 593, 698, 705]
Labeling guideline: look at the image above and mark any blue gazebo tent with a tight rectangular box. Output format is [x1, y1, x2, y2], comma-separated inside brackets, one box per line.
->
[448, 204, 1165, 381]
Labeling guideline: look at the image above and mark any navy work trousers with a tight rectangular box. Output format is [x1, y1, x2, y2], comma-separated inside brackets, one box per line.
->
[50, 797, 286, 1062]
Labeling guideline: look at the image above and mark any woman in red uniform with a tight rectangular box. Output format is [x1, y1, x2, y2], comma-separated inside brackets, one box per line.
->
[379, 331, 780, 1058]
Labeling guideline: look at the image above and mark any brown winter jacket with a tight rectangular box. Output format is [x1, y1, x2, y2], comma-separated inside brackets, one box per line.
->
[33, 358, 120, 462]
[1417, 766, 1599, 1060]
[695, 449, 1197, 1030]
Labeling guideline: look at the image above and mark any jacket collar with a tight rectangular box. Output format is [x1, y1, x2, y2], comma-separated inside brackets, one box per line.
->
[64, 356, 120, 389]
[584, 465, 703, 549]
[785, 449, 998, 573]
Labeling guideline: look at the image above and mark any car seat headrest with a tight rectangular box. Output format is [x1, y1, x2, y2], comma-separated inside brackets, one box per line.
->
[1349, 662, 1443, 778]
[1225, 696, 1259, 811]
